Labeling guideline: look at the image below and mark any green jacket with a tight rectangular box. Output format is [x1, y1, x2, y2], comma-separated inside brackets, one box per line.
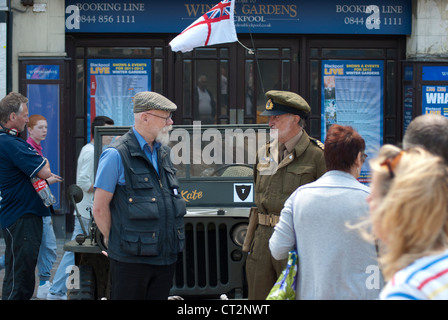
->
[254, 130, 326, 216]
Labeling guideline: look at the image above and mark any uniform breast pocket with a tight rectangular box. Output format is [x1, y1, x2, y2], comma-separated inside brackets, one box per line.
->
[283, 165, 315, 194]
[255, 162, 275, 193]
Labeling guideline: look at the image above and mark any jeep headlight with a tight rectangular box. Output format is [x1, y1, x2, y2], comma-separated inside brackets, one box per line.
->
[231, 223, 248, 247]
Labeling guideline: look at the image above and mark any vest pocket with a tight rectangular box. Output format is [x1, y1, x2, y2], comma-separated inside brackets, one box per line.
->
[121, 228, 159, 256]
[172, 194, 186, 218]
[129, 167, 154, 189]
[175, 224, 185, 253]
[128, 197, 159, 220]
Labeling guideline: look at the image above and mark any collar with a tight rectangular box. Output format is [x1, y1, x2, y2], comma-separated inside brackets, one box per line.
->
[26, 137, 43, 156]
[283, 130, 303, 154]
[132, 127, 161, 153]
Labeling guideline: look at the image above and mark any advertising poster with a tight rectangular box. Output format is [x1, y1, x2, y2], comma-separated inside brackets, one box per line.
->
[87, 59, 151, 138]
[422, 85, 448, 117]
[322, 60, 383, 184]
[27, 84, 61, 208]
[0, 22, 6, 98]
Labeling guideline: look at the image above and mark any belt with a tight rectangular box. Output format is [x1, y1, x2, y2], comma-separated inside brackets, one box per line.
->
[258, 213, 280, 227]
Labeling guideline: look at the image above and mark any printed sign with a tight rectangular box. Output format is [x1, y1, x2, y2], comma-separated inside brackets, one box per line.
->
[321, 60, 384, 184]
[26, 65, 60, 80]
[87, 58, 151, 139]
[65, 0, 411, 35]
[234, 183, 253, 202]
[422, 85, 448, 117]
[422, 66, 448, 81]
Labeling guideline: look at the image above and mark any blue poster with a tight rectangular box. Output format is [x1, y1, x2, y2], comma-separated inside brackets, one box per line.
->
[321, 60, 384, 184]
[403, 85, 413, 134]
[87, 59, 151, 139]
[65, 0, 411, 35]
[27, 84, 61, 208]
[422, 85, 448, 117]
[422, 66, 448, 81]
[26, 65, 60, 80]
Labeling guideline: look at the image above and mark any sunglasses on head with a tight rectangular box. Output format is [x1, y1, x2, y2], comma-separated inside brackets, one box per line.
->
[380, 151, 404, 179]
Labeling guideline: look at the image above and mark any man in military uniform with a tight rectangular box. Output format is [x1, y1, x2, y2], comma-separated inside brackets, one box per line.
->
[243, 90, 326, 300]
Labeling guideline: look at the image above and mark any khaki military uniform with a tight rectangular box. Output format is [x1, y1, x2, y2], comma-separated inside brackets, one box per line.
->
[244, 129, 326, 300]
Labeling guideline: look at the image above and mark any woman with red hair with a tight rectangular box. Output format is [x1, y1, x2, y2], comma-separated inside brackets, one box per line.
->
[26, 114, 62, 299]
[269, 124, 383, 299]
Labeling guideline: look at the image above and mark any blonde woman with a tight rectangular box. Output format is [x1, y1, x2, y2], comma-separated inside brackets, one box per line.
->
[367, 145, 448, 300]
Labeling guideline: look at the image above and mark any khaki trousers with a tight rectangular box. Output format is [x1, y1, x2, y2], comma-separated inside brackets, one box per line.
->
[245, 225, 287, 300]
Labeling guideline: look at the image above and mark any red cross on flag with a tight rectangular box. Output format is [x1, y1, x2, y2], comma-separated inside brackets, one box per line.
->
[169, 0, 238, 53]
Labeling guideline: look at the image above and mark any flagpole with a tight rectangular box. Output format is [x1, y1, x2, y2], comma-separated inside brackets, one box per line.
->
[246, 25, 266, 103]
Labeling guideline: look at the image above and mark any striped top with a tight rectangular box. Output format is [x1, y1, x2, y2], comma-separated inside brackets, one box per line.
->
[380, 249, 448, 300]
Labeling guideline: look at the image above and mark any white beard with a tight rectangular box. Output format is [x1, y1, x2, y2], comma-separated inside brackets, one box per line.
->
[155, 125, 172, 145]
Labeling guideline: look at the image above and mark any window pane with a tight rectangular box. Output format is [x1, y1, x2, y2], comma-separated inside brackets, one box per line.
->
[153, 59, 163, 94]
[282, 60, 291, 91]
[257, 48, 280, 58]
[310, 60, 320, 117]
[87, 47, 151, 57]
[310, 48, 319, 58]
[282, 48, 291, 58]
[195, 48, 218, 58]
[245, 60, 255, 118]
[183, 60, 192, 120]
[75, 59, 85, 118]
[256, 60, 280, 122]
[219, 61, 229, 120]
[154, 47, 163, 58]
[194, 60, 217, 124]
[386, 61, 396, 117]
[322, 48, 383, 58]
[220, 48, 229, 59]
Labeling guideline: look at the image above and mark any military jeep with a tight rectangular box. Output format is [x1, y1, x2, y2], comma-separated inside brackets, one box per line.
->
[63, 124, 270, 300]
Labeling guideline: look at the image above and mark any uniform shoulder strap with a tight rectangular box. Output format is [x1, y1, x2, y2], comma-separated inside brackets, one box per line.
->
[309, 136, 324, 150]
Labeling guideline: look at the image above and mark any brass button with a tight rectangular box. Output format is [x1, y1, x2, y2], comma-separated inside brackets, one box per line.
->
[152, 197, 156, 202]
[129, 198, 133, 203]
[144, 177, 149, 182]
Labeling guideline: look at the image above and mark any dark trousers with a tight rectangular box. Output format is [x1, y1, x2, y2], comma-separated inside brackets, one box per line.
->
[109, 258, 175, 300]
[2, 214, 43, 300]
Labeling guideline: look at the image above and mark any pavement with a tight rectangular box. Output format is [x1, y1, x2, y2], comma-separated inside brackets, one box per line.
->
[0, 237, 70, 300]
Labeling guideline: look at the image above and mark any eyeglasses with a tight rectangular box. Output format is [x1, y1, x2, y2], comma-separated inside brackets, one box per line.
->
[362, 153, 368, 162]
[380, 151, 404, 179]
[144, 112, 172, 123]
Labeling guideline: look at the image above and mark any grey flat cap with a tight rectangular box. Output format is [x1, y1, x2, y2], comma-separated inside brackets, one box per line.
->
[133, 91, 177, 113]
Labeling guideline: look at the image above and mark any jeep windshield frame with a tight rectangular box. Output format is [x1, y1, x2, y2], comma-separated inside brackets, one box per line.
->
[94, 124, 270, 208]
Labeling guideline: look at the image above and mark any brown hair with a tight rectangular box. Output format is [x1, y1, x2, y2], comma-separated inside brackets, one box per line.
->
[324, 124, 365, 172]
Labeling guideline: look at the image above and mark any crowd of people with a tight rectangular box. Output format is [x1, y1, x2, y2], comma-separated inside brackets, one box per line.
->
[1, 88, 448, 300]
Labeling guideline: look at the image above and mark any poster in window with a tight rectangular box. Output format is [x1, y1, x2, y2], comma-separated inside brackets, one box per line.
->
[87, 59, 151, 139]
[422, 85, 448, 117]
[27, 84, 61, 208]
[321, 60, 384, 184]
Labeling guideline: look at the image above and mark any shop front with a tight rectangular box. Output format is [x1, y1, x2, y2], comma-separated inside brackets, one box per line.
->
[56, 0, 412, 228]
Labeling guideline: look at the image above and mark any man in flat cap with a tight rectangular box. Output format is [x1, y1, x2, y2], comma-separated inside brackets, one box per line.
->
[93, 91, 186, 300]
[243, 90, 326, 299]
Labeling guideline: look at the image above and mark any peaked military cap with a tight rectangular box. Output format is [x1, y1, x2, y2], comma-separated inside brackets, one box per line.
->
[261, 90, 310, 119]
[133, 91, 177, 113]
